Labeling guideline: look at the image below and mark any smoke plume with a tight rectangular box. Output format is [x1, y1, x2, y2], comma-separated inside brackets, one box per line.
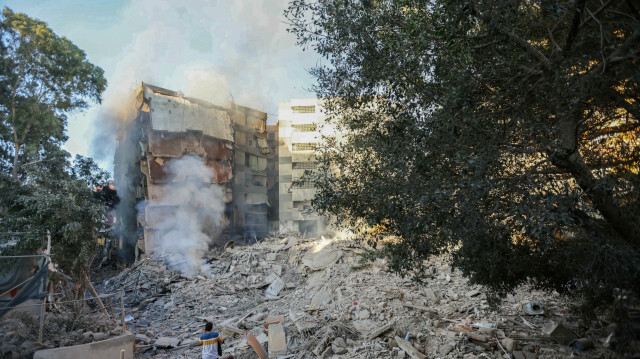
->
[146, 156, 226, 276]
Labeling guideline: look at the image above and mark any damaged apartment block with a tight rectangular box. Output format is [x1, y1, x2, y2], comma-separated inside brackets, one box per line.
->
[115, 83, 272, 261]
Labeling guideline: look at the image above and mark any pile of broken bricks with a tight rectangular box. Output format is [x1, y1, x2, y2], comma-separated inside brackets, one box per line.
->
[93, 235, 625, 358]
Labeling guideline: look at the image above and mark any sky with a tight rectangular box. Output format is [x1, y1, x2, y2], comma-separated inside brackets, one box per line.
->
[1, 0, 321, 172]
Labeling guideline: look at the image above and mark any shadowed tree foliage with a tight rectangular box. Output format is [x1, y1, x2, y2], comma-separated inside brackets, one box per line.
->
[286, 0, 640, 346]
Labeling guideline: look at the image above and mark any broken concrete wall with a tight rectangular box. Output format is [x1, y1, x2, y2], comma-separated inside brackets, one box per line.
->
[231, 105, 269, 239]
[33, 334, 134, 359]
[115, 83, 270, 261]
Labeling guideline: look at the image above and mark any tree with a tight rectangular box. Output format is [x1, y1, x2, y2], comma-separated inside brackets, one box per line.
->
[0, 8, 110, 300]
[0, 7, 106, 180]
[286, 0, 640, 343]
[0, 155, 112, 299]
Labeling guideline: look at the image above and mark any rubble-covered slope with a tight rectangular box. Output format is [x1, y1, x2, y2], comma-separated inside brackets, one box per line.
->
[99, 236, 618, 358]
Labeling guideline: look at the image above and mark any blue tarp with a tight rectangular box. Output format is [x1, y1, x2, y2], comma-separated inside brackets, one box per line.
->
[0, 256, 48, 317]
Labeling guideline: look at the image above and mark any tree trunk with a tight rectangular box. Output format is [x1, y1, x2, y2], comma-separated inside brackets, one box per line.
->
[553, 117, 640, 245]
[12, 142, 20, 180]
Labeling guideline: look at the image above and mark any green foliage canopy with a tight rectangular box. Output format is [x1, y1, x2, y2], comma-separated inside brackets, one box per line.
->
[286, 0, 640, 325]
[0, 7, 106, 180]
[0, 9, 110, 289]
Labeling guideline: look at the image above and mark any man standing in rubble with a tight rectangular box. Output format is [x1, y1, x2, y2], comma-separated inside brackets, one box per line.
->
[198, 322, 228, 359]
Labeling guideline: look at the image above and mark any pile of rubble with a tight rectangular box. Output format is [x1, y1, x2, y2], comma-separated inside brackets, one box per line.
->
[97, 235, 620, 358]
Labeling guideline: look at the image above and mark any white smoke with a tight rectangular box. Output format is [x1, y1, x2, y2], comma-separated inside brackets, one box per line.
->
[147, 156, 226, 276]
[88, 0, 319, 167]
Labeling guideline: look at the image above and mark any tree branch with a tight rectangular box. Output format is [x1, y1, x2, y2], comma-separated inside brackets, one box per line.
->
[563, 0, 587, 53]
[503, 31, 552, 71]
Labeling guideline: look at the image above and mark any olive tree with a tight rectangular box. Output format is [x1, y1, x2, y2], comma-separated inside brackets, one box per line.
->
[286, 0, 640, 344]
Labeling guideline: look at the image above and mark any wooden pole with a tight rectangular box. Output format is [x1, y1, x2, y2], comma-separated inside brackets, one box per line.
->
[38, 297, 45, 343]
[120, 290, 127, 331]
[83, 269, 111, 320]
[39, 230, 51, 343]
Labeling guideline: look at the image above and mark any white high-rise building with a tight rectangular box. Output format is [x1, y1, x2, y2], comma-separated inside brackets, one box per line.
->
[277, 98, 336, 234]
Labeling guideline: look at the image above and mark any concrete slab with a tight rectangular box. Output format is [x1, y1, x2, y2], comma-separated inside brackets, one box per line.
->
[33, 333, 134, 359]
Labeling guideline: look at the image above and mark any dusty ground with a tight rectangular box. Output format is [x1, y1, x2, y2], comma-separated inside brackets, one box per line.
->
[91, 235, 622, 359]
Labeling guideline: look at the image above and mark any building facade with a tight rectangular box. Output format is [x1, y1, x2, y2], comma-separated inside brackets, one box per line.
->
[277, 98, 335, 234]
[114, 83, 269, 260]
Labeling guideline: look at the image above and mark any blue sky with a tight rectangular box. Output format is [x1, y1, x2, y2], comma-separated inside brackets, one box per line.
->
[1, 0, 321, 172]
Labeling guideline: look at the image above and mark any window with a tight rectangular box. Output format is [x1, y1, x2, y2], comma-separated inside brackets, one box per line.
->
[292, 124, 317, 132]
[292, 178, 315, 189]
[247, 154, 268, 172]
[292, 143, 316, 151]
[292, 162, 317, 170]
[292, 105, 315, 114]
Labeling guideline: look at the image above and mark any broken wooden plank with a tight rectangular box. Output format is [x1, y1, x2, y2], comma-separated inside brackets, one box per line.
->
[395, 336, 427, 359]
[366, 320, 396, 340]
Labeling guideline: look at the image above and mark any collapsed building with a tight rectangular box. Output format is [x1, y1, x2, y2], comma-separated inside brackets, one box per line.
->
[114, 84, 275, 261]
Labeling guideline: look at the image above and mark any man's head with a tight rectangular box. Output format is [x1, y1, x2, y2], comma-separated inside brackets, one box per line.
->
[205, 322, 213, 332]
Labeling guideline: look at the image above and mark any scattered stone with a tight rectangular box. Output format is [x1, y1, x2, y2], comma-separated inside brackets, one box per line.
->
[357, 309, 371, 319]
[440, 343, 454, 355]
[332, 337, 348, 354]
[154, 337, 180, 349]
[424, 288, 437, 301]
[265, 253, 277, 261]
[501, 338, 515, 352]
[92, 332, 107, 341]
[466, 289, 480, 297]
[135, 334, 152, 344]
[321, 346, 333, 358]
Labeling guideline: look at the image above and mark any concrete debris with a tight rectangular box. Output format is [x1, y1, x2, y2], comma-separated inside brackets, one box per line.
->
[543, 321, 578, 345]
[267, 323, 287, 356]
[301, 246, 341, 270]
[523, 300, 544, 315]
[153, 337, 180, 349]
[265, 276, 285, 298]
[310, 290, 332, 308]
[331, 337, 348, 354]
[68, 235, 626, 359]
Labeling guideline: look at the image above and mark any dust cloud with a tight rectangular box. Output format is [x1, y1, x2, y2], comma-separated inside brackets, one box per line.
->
[144, 156, 226, 276]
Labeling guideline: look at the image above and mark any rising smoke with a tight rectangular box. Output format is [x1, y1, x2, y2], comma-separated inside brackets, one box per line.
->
[144, 156, 226, 276]
[85, 0, 318, 266]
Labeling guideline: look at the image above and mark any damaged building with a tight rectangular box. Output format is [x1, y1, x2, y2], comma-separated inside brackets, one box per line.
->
[114, 84, 272, 260]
